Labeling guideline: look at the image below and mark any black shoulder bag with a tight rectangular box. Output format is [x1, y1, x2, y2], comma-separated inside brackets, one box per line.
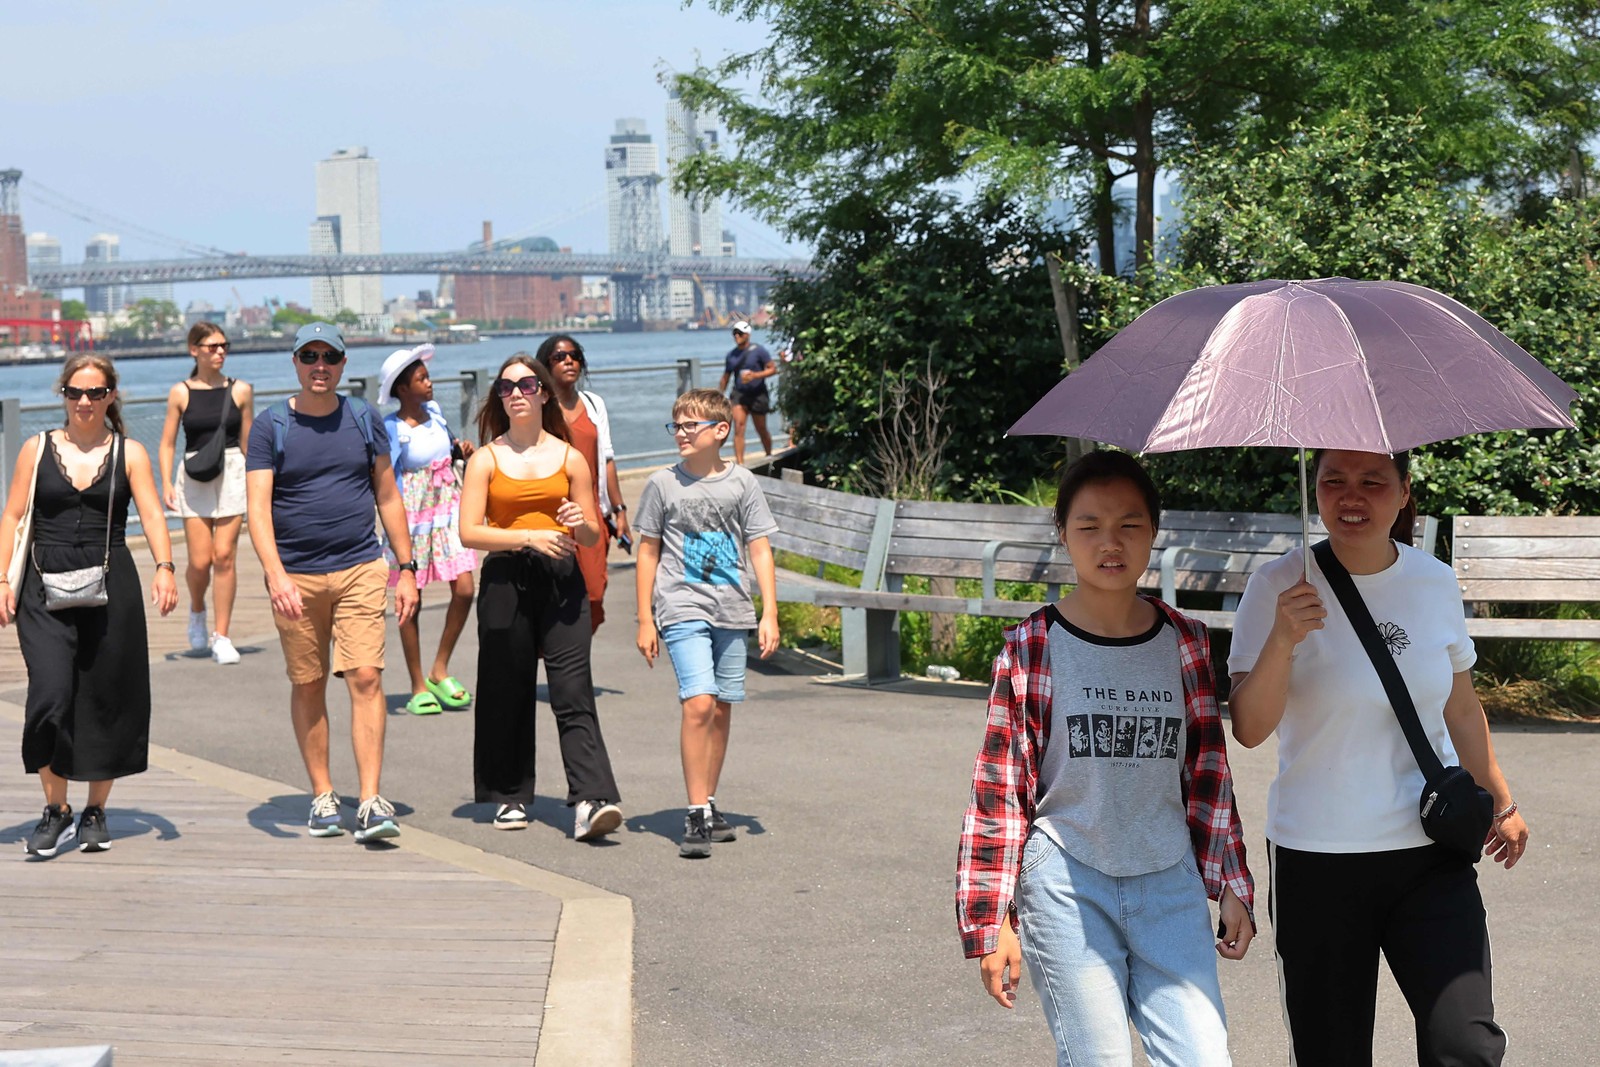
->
[184, 379, 235, 483]
[1311, 539, 1493, 863]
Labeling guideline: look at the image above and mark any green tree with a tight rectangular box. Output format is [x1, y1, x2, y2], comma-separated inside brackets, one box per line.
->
[333, 308, 361, 327]
[126, 298, 182, 339]
[272, 306, 318, 330]
[682, 0, 1597, 273]
[60, 299, 88, 321]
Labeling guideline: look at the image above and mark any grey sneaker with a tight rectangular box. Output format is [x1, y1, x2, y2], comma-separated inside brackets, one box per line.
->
[679, 808, 712, 859]
[574, 799, 622, 841]
[354, 795, 400, 843]
[187, 610, 209, 651]
[77, 805, 111, 852]
[308, 791, 344, 837]
[25, 804, 76, 858]
[708, 800, 736, 843]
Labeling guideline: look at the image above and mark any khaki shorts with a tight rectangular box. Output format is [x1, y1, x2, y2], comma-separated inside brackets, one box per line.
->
[272, 558, 388, 684]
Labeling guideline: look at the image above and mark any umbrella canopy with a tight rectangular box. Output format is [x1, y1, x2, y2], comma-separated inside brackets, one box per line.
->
[1008, 278, 1578, 451]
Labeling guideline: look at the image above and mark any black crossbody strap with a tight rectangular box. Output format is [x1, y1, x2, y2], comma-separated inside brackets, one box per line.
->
[1310, 539, 1446, 782]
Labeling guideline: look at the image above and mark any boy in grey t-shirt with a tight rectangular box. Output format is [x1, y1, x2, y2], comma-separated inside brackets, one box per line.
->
[635, 389, 780, 858]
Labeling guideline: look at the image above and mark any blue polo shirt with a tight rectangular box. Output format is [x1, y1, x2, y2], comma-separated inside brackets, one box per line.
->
[245, 397, 389, 574]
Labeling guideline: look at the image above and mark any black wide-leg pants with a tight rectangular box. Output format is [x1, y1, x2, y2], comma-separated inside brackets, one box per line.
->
[1269, 841, 1506, 1067]
[472, 550, 619, 807]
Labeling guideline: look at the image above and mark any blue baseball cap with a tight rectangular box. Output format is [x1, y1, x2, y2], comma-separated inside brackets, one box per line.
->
[293, 321, 347, 354]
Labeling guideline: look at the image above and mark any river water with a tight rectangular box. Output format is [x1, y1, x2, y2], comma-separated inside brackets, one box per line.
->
[0, 328, 786, 472]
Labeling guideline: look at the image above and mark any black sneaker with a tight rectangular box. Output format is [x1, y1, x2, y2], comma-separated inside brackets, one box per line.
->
[77, 805, 111, 853]
[708, 800, 736, 843]
[679, 808, 713, 859]
[25, 804, 76, 858]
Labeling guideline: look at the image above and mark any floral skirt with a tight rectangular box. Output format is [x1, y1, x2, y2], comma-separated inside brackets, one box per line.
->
[383, 458, 477, 589]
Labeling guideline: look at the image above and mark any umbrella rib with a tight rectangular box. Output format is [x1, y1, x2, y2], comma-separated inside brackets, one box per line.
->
[1324, 292, 1396, 454]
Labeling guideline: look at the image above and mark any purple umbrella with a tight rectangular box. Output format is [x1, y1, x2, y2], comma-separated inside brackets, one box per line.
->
[1009, 278, 1579, 566]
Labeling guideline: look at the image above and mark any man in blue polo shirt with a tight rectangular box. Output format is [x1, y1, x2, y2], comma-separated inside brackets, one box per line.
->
[717, 321, 777, 465]
[245, 322, 419, 843]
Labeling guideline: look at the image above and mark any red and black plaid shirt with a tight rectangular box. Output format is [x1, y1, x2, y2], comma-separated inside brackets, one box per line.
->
[956, 598, 1255, 959]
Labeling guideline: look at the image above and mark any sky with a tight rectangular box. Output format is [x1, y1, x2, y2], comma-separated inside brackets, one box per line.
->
[3, 0, 797, 310]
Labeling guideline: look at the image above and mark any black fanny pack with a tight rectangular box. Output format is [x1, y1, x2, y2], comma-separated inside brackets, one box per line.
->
[1312, 540, 1493, 863]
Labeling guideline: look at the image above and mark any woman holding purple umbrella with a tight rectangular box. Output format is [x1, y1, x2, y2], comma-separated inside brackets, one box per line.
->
[1228, 448, 1528, 1067]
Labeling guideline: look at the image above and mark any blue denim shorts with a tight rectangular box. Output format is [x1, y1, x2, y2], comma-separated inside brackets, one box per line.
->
[660, 620, 749, 702]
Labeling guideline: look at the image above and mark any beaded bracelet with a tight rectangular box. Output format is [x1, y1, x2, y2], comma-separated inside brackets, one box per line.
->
[1493, 800, 1518, 821]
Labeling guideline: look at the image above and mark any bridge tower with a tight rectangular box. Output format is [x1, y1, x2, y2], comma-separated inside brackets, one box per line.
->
[0, 169, 28, 289]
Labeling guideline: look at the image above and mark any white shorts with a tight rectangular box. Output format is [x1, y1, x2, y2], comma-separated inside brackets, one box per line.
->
[175, 447, 246, 519]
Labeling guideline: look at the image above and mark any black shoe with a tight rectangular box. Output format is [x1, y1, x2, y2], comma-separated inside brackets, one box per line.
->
[679, 809, 713, 859]
[708, 800, 736, 843]
[25, 804, 76, 858]
[77, 805, 111, 853]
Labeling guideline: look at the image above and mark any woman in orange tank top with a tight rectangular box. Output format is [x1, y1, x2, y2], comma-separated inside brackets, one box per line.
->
[457, 354, 623, 840]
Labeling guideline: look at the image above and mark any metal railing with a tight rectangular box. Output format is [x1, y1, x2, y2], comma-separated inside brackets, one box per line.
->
[0, 357, 788, 512]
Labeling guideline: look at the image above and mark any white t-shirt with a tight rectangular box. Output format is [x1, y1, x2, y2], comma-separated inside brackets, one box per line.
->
[1228, 543, 1476, 853]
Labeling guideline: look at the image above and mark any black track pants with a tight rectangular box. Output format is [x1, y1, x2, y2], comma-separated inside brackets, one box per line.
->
[1268, 841, 1505, 1067]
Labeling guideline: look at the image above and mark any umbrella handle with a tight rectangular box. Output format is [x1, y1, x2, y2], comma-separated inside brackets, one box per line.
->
[1300, 449, 1311, 582]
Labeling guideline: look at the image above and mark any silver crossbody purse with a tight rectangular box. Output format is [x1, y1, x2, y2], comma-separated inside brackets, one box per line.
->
[34, 435, 118, 612]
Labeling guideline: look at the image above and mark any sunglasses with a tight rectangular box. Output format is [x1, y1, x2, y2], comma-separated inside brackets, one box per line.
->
[62, 385, 112, 401]
[198, 341, 231, 353]
[296, 349, 345, 365]
[548, 350, 584, 364]
[665, 420, 719, 436]
[494, 377, 542, 398]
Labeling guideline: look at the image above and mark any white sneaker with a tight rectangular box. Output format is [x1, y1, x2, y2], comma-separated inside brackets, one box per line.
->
[187, 610, 209, 651]
[211, 634, 240, 665]
[493, 803, 528, 830]
[573, 799, 622, 841]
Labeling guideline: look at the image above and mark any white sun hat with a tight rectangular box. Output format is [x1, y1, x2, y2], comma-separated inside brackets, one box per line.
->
[378, 343, 435, 404]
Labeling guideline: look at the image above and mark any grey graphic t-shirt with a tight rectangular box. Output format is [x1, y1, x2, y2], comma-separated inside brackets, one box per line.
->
[634, 463, 780, 630]
[1033, 606, 1192, 877]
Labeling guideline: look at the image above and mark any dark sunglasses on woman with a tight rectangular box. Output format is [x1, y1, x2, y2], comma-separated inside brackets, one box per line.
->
[198, 341, 231, 353]
[548, 349, 584, 364]
[62, 385, 112, 401]
[296, 349, 346, 366]
[494, 377, 541, 398]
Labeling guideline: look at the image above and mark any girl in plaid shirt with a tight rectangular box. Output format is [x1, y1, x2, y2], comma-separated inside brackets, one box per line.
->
[956, 451, 1254, 1066]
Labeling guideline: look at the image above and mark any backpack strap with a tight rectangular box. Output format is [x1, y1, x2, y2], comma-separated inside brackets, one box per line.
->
[268, 396, 376, 472]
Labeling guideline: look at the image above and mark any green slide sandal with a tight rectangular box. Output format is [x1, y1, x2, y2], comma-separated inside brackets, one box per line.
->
[425, 676, 473, 709]
[406, 692, 443, 716]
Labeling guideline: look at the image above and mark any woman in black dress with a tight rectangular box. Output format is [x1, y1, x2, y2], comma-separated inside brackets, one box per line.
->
[158, 322, 253, 664]
[0, 354, 179, 857]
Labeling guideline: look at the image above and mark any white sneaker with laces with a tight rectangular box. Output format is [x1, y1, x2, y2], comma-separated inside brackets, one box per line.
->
[187, 610, 209, 651]
[211, 634, 240, 665]
[574, 799, 622, 841]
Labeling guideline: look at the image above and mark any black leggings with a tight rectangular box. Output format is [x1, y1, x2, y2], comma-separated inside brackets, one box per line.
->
[472, 550, 619, 807]
[1269, 841, 1505, 1067]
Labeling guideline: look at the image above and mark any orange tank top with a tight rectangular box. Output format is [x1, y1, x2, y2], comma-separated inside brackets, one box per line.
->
[485, 445, 570, 532]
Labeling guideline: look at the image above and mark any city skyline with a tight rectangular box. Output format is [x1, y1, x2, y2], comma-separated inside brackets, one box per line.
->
[5, 2, 799, 311]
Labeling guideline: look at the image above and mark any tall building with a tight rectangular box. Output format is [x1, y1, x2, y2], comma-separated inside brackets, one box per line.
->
[0, 170, 25, 290]
[127, 280, 175, 306]
[606, 119, 664, 256]
[26, 232, 61, 296]
[84, 233, 123, 314]
[310, 146, 382, 321]
[665, 87, 725, 321]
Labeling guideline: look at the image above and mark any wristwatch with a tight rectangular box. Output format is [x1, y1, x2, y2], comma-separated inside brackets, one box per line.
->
[612, 504, 627, 516]
[155, 561, 176, 573]
[396, 560, 418, 573]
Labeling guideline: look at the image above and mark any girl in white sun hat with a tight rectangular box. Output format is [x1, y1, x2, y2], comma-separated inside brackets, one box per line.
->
[378, 344, 478, 715]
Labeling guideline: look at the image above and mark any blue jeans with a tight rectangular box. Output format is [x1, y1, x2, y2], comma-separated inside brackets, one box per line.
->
[1016, 830, 1231, 1067]
[660, 620, 748, 702]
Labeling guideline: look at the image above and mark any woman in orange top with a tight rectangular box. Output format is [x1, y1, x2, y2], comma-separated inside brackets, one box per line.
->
[457, 354, 623, 841]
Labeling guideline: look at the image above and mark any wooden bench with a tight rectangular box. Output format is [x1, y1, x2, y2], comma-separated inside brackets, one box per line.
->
[760, 473, 1439, 682]
[1451, 516, 1600, 641]
[760, 474, 896, 678]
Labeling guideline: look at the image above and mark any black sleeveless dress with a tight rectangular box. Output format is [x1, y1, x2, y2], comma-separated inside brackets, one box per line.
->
[17, 434, 150, 780]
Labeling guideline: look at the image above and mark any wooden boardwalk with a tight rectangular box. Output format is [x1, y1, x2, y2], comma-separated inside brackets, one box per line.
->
[0, 714, 559, 1065]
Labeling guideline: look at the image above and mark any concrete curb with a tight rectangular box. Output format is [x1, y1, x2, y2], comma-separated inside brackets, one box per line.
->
[0, 699, 634, 1067]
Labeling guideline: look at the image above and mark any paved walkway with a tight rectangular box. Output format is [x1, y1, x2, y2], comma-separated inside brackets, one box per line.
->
[2, 461, 1597, 1064]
